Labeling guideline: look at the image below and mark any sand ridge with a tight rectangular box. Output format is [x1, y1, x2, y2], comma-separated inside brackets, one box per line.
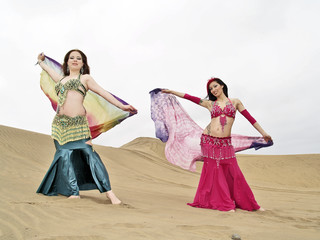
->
[0, 125, 319, 240]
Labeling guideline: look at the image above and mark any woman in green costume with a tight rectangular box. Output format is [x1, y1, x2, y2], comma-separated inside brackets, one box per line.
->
[36, 49, 137, 204]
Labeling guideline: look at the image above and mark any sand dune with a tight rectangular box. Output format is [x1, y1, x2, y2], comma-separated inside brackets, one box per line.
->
[0, 125, 319, 240]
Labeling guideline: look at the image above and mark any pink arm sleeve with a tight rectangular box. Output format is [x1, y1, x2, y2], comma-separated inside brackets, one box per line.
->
[184, 94, 201, 105]
[240, 109, 257, 125]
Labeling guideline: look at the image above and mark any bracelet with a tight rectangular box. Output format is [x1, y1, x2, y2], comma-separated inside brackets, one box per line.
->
[184, 93, 201, 104]
[240, 109, 257, 125]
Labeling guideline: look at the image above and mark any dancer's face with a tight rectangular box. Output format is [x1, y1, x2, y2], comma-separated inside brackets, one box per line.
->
[68, 51, 84, 71]
[209, 81, 224, 97]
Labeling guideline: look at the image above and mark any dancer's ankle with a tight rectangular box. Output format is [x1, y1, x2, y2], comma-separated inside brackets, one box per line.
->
[106, 190, 121, 205]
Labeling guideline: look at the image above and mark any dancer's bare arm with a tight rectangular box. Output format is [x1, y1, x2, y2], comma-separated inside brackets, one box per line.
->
[37, 53, 63, 83]
[161, 89, 212, 110]
[234, 98, 272, 142]
[85, 75, 137, 114]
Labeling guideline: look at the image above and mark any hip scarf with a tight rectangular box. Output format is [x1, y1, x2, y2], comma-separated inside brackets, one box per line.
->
[201, 134, 236, 168]
[52, 114, 91, 145]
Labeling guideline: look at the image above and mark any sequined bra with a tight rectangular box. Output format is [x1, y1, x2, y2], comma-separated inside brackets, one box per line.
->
[55, 74, 87, 106]
[211, 99, 236, 119]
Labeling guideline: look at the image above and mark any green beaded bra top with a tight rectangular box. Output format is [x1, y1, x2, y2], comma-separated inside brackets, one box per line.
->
[55, 74, 87, 106]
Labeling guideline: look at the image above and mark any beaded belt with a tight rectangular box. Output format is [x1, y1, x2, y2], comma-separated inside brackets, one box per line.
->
[52, 115, 91, 145]
[200, 134, 232, 146]
[52, 115, 88, 128]
[200, 134, 235, 167]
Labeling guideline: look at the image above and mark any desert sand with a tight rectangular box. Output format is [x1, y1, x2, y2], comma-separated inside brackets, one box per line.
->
[0, 125, 319, 240]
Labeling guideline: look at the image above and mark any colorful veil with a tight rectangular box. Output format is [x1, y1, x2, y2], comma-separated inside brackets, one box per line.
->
[149, 88, 273, 171]
[40, 56, 136, 139]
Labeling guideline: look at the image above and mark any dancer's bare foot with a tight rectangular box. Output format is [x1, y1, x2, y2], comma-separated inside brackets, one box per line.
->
[257, 207, 265, 211]
[106, 190, 121, 204]
[228, 209, 235, 213]
[68, 195, 80, 199]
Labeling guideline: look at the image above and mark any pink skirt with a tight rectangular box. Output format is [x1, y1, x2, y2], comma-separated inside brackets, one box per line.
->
[187, 134, 260, 211]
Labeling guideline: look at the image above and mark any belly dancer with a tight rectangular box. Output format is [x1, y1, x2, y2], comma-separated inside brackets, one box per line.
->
[36, 50, 137, 204]
[161, 77, 272, 211]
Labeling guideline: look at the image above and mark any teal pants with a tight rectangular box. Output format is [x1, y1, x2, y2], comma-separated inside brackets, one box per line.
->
[37, 138, 111, 196]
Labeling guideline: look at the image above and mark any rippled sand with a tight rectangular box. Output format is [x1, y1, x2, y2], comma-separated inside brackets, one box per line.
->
[0, 125, 319, 240]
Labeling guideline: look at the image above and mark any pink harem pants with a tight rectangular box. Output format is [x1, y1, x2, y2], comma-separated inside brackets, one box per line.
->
[187, 134, 260, 211]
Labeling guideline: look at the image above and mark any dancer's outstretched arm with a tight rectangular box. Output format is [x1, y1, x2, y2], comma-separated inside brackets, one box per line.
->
[37, 53, 63, 82]
[85, 75, 137, 114]
[234, 98, 272, 142]
[161, 89, 212, 110]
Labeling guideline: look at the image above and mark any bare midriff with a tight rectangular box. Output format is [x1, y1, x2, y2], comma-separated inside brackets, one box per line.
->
[203, 117, 235, 138]
[57, 91, 86, 117]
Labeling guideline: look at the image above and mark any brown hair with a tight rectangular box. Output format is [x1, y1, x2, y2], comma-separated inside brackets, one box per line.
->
[62, 49, 90, 76]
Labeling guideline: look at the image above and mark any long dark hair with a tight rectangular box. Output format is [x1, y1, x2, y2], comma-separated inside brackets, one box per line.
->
[206, 77, 228, 101]
[62, 49, 90, 76]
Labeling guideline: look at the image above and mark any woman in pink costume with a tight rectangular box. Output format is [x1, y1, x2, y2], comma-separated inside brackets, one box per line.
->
[162, 78, 272, 212]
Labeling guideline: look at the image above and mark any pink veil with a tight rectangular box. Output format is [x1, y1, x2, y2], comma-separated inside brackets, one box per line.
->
[150, 88, 273, 171]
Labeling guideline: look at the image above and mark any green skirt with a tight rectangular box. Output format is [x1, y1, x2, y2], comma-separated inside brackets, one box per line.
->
[36, 138, 111, 196]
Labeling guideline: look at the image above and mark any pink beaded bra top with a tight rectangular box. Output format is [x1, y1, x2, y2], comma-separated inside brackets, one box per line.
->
[211, 99, 236, 119]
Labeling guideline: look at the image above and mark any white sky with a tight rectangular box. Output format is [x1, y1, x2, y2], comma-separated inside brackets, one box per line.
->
[0, 0, 319, 155]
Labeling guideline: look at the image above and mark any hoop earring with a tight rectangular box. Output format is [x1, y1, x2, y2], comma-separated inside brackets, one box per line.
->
[80, 67, 84, 74]
[66, 66, 70, 75]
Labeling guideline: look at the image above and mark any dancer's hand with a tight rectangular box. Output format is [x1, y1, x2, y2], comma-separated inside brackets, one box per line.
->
[38, 52, 45, 62]
[122, 104, 138, 114]
[161, 89, 185, 98]
[263, 134, 272, 143]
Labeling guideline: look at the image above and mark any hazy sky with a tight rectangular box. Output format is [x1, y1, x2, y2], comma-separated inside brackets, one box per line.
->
[1, 0, 319, 155]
